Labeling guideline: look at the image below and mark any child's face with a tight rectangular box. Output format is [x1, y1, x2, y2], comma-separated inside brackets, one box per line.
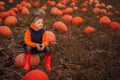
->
[34, 19, 43, 31]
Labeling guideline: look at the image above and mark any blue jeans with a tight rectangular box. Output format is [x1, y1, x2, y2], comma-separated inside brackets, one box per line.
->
[23, 44, 51, 54]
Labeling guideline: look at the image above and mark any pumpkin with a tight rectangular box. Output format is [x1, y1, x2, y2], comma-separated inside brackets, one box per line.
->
[16, 4, 25, 11]
[95, 4, 101, 7]
[99, 16, 111, 25]
[80, 3, 88, 8]
[109, 22, 120, 30]
[81, 7, 87, 12]
[53, 21, 68, 33]
[94, 0, 99, 4]
[100, 9, 107, 14]
[15, 53, 40, 67]
[8, 10, 17, 17]
[11, 8, 19, 12]
[0, 26, 12, 37]
[73, 6, 78, 10]
[56, 3, 66, 8]
[70, 2, 76, 6]
[51, 7, 62, 16]
[32, 1, 39, 7]
[62, 7, 73, 15]
[0, 1, 5, 5]
[22, 69, 49, 80]
[0, 12, 9, 19]
[25, 3, 32, 8]
[83, 26, 95, 34]
[4, 16, 18, 26]
[41, 5, 47, 10]
[106, 5, 113, 9]
[45, 31, 56, 44]
[72, 16, 84, 25]
[92, 7, 100, 13]
[9, 0, 14, 3]
[62, 15, 73, 23]
[21, 7, 30, 15]
[0, 5, 5, 11]
[100, 3, 106, 7]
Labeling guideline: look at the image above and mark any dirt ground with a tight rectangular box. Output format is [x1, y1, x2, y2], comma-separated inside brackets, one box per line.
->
[0, 0, 120, 80]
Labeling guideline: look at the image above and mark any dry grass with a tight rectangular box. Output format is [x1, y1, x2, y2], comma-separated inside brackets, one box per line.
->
[0, 0, 120, 80]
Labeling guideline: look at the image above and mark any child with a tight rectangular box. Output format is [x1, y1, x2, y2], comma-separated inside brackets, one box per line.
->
[23, 14, 52, 71]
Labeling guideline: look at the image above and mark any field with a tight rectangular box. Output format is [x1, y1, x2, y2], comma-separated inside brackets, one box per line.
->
[0, 0, 120, 80]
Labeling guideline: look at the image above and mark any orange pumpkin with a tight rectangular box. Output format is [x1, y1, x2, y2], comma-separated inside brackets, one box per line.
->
[4, 16, 18, 26]
[45, 31, 56, 44]
[51, 7, 62, 16]
[0, 5, 5, 11]
[0, 1, 5, 5]
[56, 3, 66, 8]
[100, 9, 107, 14]
[81, 7, 87, 12]
[15, 53, 40, 67]
[41, 5, 47, 10]
[0, 26, 12, 37]
[72, 16, 84, 25]
[92, 7, 100, 13]
[99, 16, 111, 25]
[22, 69, 49, 80]
[11, 8, 19, 12]
[21, 7, 30, 15]
[8, 10, 17, 17]
[0, 12, 9, 19]
[109, 22, 120, 30]
[9, 0, 14, 3]
[62, 15, 73, 23]
[83, 26, 95, 34]
[32, 1, 39, 7]
[62, 7, 73, 15]
[53, 21, 68, 33]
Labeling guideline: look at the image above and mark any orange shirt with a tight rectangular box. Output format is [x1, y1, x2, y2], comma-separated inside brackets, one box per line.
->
[24, 23, 49, 47]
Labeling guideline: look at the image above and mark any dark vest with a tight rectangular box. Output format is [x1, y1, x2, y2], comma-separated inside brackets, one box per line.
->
[29, 28, 45, 44]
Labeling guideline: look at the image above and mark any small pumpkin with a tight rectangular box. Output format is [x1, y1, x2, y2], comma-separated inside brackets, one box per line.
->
[0, 26, 12, 37]
[22, 69, 49, 80]
[62, 15, 73, 23]
[21, 7, 30, 15]
[0, 12, 9, 19]
[83, 26, 95, 34]
[51, 7, 62, 16]
[32, 1, 39, 7]
[15, 53, 40, 67]
[4, 16, 18, 26]
[99, 16, 111, 25]
[72, 16, 84, 25]
[62, 7, 73, 15]
[53, 21, 68, 33]
[9, 0, 14, 3]
[109, 22, 120, 30]
[8, 10, 17, 17]
[92, 7, 100, 13]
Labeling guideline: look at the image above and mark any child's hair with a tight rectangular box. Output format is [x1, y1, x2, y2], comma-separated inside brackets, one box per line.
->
[32, 15, 43, 22]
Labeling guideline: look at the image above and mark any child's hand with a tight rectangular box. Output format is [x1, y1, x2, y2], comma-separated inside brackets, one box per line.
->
[36, 43, 45, 51]
[40, 43, 45, 51]
[36, 43, 42, 51]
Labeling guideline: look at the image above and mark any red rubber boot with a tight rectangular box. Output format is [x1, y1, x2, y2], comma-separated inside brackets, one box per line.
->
[24, 52, 31, 71]
[44, 53, 52, 71]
